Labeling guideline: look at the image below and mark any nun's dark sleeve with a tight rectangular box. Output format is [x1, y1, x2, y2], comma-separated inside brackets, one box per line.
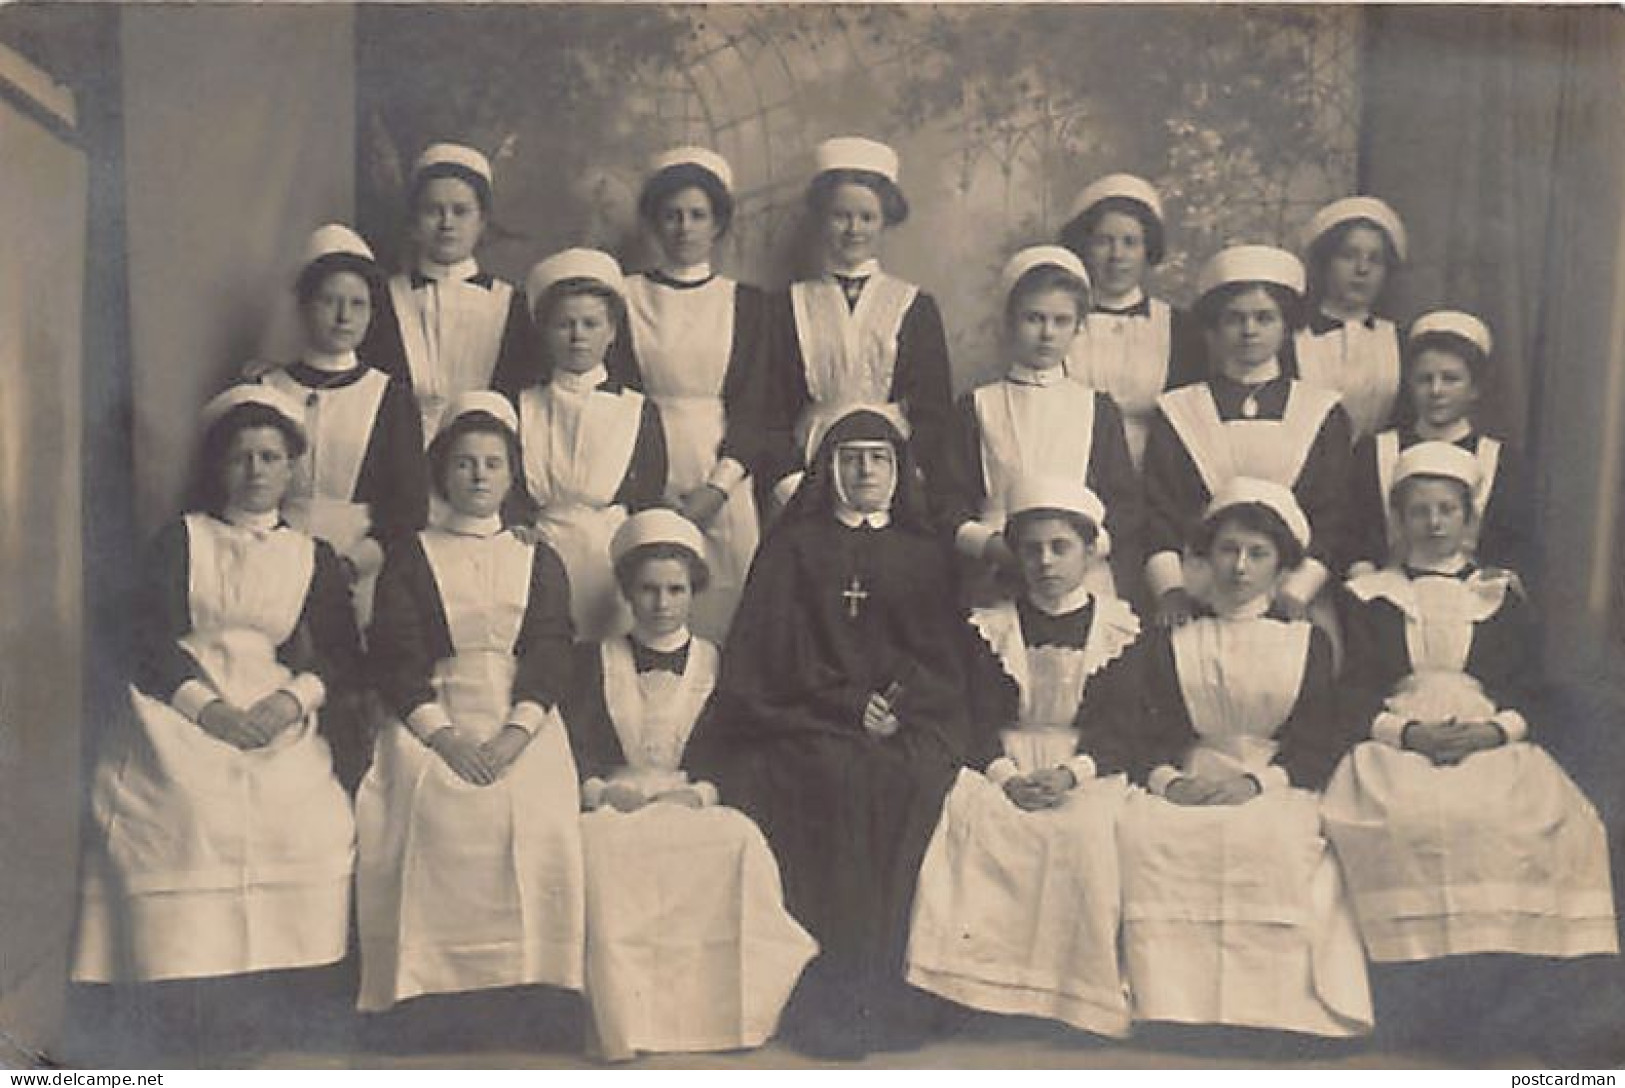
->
[1073, 628, 1148, 778]
[1166, 305, 1208, 390]
[131, 519, 206, 703]
[1086, 393, 1144, 589]
[560, 641, 625, 783]
[894, 291, 955, 491]
[1272, 626, 1349, 790]
[367, 535, 447, 723]
[718, 283, 771, 477]
[1345, 433, 1391, 571]
[356, 376, 429, 542]
[612, 396, 669, 511]
[510, 540, 576, 712]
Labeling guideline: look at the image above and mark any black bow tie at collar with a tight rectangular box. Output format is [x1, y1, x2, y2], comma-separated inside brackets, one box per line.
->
[1404, 562, 1478, 582]
[410, 270, 495, 291]
[630, 638, 690, 675]
[1307, 311, 1377, 336]
[1094, 297, 1151, 319]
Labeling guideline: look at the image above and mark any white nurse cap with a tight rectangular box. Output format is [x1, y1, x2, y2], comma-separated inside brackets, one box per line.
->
[1196, 245, 1306, 300]
[1302, 196, 1408, 263]
[1392, 440, 1482, 492]
[1000, 245, 1091, 299]
[1203, 477, 1311, 549]
[649, 146, 733, 192]
[1409, 309, 1494, 358]
[814, 136, 900, 184]
[201, 383, 307, 438]
[525, 248, 626, 313]
[439, 390, 518, 435]
[1067, 173, 1164, 226]
[302, 223, 375, 268]
[611, 507, 708, 566]
[413, 142, 494, 186]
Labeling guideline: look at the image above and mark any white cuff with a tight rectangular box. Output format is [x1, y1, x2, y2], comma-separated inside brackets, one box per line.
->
[955, 520, 996, 558]
[985, 757, 1020, 785]
[772, 471, 804, 507]
[1492, 710, 1528, 743]
[281, 672, 326, 716]
[1065, 753, 1097, 784]
[1254, 765, 1291, 792]
[582, 777, 608, 810]
[507, 700, 549, 737]
[1278, 557, 1329, 606]
[1146, 551, 1186, 597]
[692, 780, 720, 807]
[1148, 764, 1182, 796]
[348, 536, 385, 578]
[706, 457, 747, 494]
[406, 702, 454, 744]
[172, 679, 219, 723]
[1372, 711, 1409, 747]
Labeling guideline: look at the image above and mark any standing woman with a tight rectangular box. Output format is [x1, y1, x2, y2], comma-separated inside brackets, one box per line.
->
[364, 143, 533, 444]
[1116, 479, 1371, 1038]
[1290, 197, 1408, 446]
[516, 248, 667, 641]
[760, 137, 955, 508]
[1142, 245, 1353, 630]
[623, 147, 769, 640]
[260, 223, 428, 628]
[357, 391, 584, 1013]
[75, 386, 360, 990]
[1059, 173, 1206, 470]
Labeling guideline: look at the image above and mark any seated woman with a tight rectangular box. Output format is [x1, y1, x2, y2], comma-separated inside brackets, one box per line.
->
[693, 406, 984, 1060]
[515, 248, 668, 640]
[1323, 441, 1616, 964]
[357, 391, 583, 1013]
[1116, 479, 1372, 1038]
[75, 385, 360, 991]
[564, 508, 816, 1061]
[907, 474, 1141, 1039]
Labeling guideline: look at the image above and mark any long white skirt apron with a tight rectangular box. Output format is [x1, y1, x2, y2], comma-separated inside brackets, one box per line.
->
[581, 803, 817, 1060]
[74, 524, 354, 983]
[1117, 786, 1373, 1037]
[537, 503, 628, 643]
[908, 767, 1131, 1037]
[1322, 672, 1617, 962]
[356, 651, 586, 1011]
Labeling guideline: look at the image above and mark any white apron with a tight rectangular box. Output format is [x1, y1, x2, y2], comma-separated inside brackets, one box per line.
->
[973, 377, 1115, 598]
[1117, 615, 1372, 1037]
[1373, 431, 1502, 564]
[1072, 299, 1174, 470]
[907, 598, 1138, 1036]
[1292, 318, 1400, 445]
[387, 271, 514, 445]
[626, 274, 759, 641]
[356, 528, 585, 1010]
[582, 637, 816, 1059]
[518, 382, 644, 641]
[1321, 571, 1618, 962]
[789, 272, 917, 463]
[263, 366, 387, 627]
[74, 515, 354, 983]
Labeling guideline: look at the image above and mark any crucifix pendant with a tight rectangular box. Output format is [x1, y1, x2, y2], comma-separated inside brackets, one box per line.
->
[842, 574, 868, 620]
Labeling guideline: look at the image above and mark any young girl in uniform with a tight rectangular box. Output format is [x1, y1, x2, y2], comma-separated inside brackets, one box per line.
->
[934, 246, 1141, 600]
[259, 224, 428, 628]
[1290, 197, 1408, 445]
[358, 391, 583, 1014]
[907, 475, 1139, 1039]
[1346, 311, 1531, 578]
[75, 386, 360, 1003]
[1323, 441, 1615, 966]
[761, 136, 954, 507]
[1142, 245, 1352, 630]
[623, 147, 769, 640]
[1116, 479, 1372, 1038]
[564, 508, 815, 1061]
[514, 248, 668, 641]
[365, 143, 533, 444]
[1059, 173, 1206, 469]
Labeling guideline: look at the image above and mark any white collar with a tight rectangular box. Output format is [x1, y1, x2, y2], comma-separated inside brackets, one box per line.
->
[835, 505, 891, 529]
[631, 626, 691, 653]
[441, 511, 504, 538]
[303, 349, 359, 373]
[659, 261, 712, 284]
[1006, 361, 1067, 387]
[1221, 357, 1282, 385]
[1027, 583, 1093, 616]
[550, 363, 608, 395]
[223, 507, 280, 534]
[1211, 591, 1272, 621]
[1415, 418, 1474, 444]
[1095, 286, 1146, 311]
[1319, 301, 1372, 325]
[827, 258, 880, 279]
[1408, 551, 1472, 576]
[416, 256, 481, 283]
